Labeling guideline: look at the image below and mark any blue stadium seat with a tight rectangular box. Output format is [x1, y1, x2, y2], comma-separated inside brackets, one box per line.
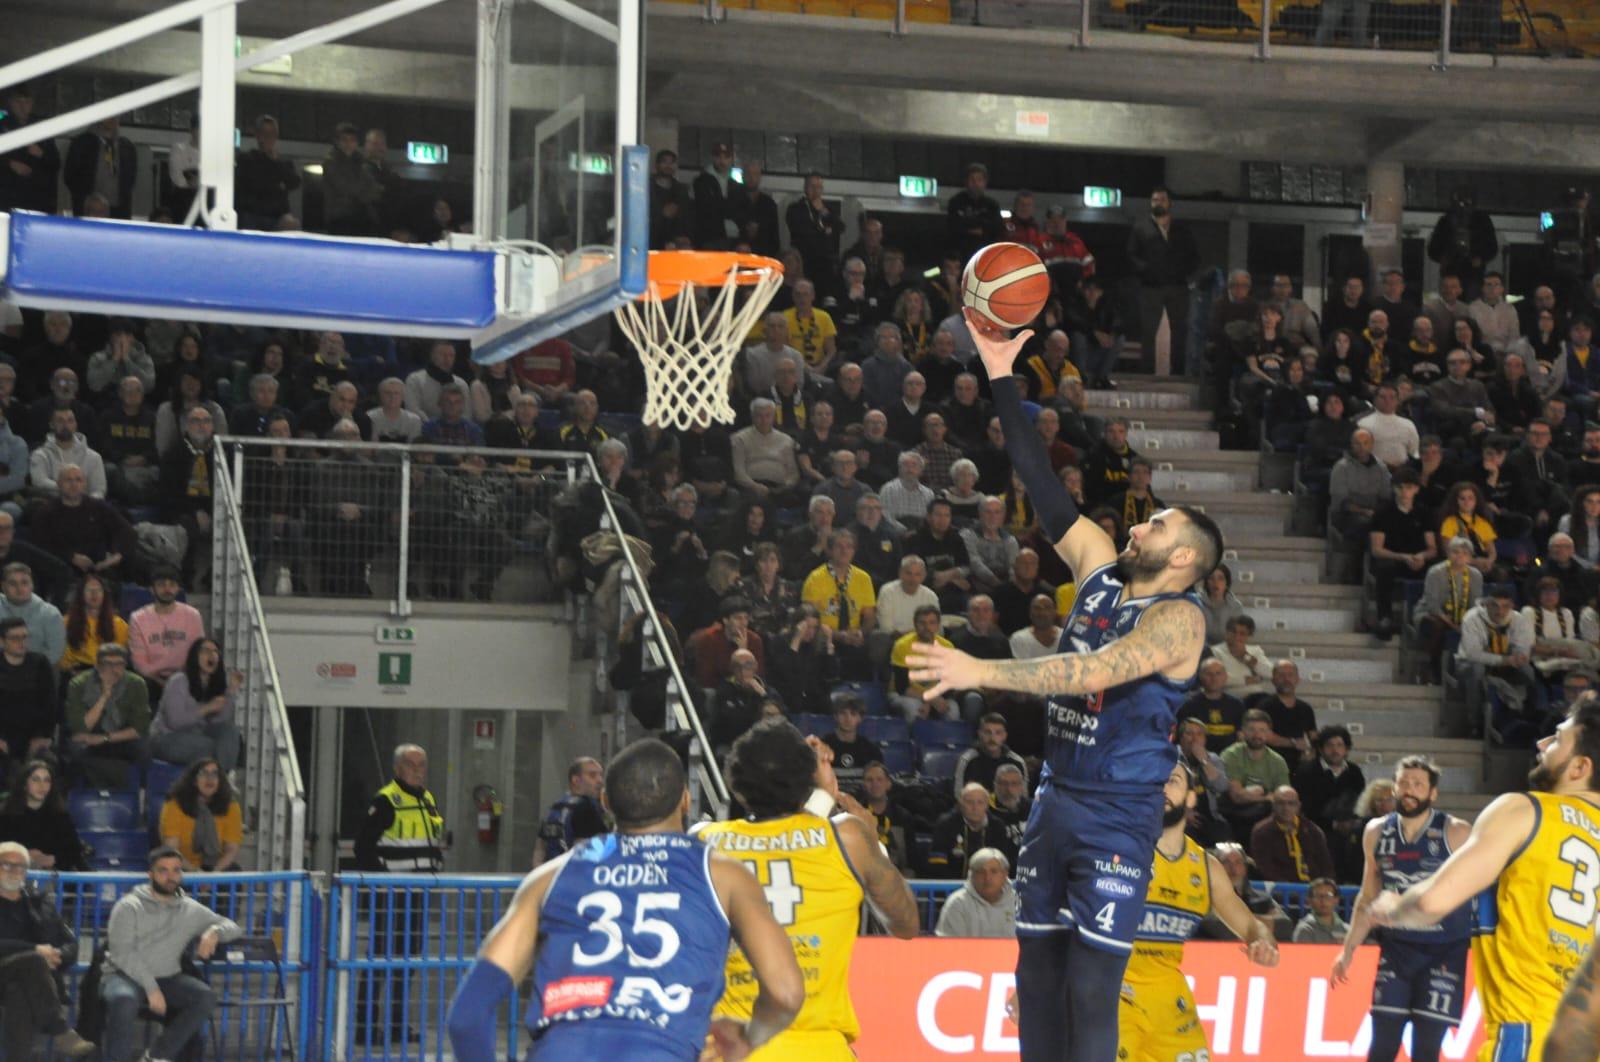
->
[858, 717, 908, 744]
[118, 584, 187, 618]
[912, 719, 972, 748]
[144, 760, 188, 832]
[85, 829, 151, 870]
[68, 790, 140, 832]
[831, 681, 888, 716]
[879, 740, 916, 776]
[793, 713, 835, 738]
[917, 744, 965, 783]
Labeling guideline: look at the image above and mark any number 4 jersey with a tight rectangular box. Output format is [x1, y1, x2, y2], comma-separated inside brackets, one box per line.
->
[695, 812, 865, 1045]
[1473, 792, 1600, 1054]
[528, 832, 729, 1058]
[1046, 563, 1200, 792]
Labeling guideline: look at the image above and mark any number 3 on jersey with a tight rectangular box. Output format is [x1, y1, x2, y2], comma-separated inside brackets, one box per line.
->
[742, 858, 805, 926]
[1550, 835, 1600, 929]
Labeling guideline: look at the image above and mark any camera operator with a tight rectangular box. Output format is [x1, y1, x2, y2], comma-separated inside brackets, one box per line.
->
[1428, 187, 1499, 299]
[1543, 187, 1595, 311]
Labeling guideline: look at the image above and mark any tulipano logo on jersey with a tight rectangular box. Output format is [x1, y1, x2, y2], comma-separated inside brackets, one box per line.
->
[848, 940, 1486, 1060]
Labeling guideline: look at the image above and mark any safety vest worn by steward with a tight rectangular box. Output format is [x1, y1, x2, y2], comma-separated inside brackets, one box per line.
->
[373, 780, 444, 872]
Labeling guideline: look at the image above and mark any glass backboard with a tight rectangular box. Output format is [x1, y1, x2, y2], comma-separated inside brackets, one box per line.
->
[471, 0, 647, 364]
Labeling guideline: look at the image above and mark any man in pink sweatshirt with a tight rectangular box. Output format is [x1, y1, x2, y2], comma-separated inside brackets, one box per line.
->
[128, 566, 205, 693]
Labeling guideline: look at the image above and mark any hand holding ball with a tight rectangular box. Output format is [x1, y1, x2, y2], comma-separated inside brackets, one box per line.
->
[961, 242, 1051, 334]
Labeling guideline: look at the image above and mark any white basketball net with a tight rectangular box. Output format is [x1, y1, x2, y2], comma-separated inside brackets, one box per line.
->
[615, 262, 783, 430]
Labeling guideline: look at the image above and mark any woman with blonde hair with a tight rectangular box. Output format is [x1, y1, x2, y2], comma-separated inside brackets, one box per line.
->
[894, 288, 934, 361]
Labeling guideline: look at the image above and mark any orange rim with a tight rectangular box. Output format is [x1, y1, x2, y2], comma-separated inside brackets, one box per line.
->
[635, 250, 784, 301]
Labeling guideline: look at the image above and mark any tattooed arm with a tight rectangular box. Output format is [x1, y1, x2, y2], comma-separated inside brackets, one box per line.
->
[906, 598, 1206, 700]
[1546, 945, 1600, 1062]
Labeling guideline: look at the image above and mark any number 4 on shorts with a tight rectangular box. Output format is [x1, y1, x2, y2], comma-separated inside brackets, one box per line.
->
[1094, 902, 1116, 933]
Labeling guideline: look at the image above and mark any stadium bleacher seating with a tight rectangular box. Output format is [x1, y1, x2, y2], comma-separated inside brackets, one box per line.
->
[67, 790, 141, 833]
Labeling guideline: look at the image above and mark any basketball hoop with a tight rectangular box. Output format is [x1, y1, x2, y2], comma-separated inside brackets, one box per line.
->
[614, 250, 784, 430]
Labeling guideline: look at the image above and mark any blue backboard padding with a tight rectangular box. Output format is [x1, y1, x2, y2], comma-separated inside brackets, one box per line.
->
[5, 213, 497, 330]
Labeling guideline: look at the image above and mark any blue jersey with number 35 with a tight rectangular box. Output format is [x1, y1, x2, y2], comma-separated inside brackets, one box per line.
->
[1042, 563, 1199, 792]
[527, 832, 728, 1057]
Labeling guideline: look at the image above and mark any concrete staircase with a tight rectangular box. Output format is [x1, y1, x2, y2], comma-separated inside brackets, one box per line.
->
[1086, 378, 1504, 818]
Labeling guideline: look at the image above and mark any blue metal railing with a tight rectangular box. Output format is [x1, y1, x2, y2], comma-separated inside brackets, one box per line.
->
[324, 874, 525, 1061]
[16, 871, 1364, 1060]
[895, 880, 1360, 934]
[31, 871, 314, 1060]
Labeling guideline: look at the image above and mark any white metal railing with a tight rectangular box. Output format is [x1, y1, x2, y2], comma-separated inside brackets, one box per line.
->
[215, 434, 729, 819]
[594, 483, 731, 820]
[0, 0, 458, 230]
[681, 0, 1550, 66]
[210, 438, 308, 873]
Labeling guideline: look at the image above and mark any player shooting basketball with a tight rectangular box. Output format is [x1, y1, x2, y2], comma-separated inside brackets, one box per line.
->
[907, 302, 1222, 1062]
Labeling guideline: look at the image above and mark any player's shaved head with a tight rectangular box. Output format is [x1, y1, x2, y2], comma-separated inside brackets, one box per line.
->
[726, 719, 816, 819]
[603, 739, 686, 829]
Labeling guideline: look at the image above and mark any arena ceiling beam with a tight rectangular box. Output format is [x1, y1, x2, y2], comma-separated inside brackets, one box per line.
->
[649, 69, 1600, 173]
[0, 11, 610, 108]
[11, 6, 1600, 172]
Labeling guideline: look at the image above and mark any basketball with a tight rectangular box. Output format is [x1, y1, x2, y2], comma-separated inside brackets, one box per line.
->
[962, 242, 1051, 332]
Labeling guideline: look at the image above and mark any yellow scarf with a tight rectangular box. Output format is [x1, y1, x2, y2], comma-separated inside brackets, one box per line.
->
[186, 450, 210, 498]
[1277, 817, 1309, 881]
[792, 312, 822, 361]
[1446, 567, 1471, 623]
[1363, 329, 1386, 385]
[1123, 491, 1152, 530]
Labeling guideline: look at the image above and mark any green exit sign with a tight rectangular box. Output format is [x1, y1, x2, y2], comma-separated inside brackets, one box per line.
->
[568, 152, 614, 176]
[376, 625, 416, 644]
[898, 174, 938, 199]
[1083, 185, 1122, 209]
[406, 141, 449, 166]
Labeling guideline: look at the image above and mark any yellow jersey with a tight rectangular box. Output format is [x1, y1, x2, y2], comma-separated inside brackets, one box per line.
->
[1474, 792, 1600, 1059]
[890, 632, 954, 697]
[782, 308, 838, 369]
[696, 812, 865, 1041]
[1126, 834, 1212, 980]
[800, 564, 876, 632]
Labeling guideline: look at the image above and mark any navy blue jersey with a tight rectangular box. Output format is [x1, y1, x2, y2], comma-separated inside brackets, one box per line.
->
[1376, 809, 1472, 944]
[527, 832, 728, 1056]
[1042, 563, 1200, 792]
[539, 794, 607, 861]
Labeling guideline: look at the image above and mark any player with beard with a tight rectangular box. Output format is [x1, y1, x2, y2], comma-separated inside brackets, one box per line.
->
[1330, 757, 1471, 1062]
[1117, 762, 1278, 1060]
[1371, 695, 1600, 1062]
[907, 313, 1222, 1062]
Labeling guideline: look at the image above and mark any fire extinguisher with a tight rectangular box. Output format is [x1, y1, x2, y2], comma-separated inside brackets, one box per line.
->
[473, 784, 503, 845]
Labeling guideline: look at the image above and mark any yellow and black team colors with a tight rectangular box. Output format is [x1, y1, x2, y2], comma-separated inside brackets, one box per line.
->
[1117, 763, 1279, 1062]
[697, 813, 865, 1059]
[1118, 831, 1214, 1060]
[696, 720, 920, 1061]
[1472, 791, 1600, 1062]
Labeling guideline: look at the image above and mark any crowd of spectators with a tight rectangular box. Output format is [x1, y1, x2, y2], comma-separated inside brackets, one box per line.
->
[11, 93, 1590, 930]
[0, 560, 243, 874]
[1217, 249, 1600, 748]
